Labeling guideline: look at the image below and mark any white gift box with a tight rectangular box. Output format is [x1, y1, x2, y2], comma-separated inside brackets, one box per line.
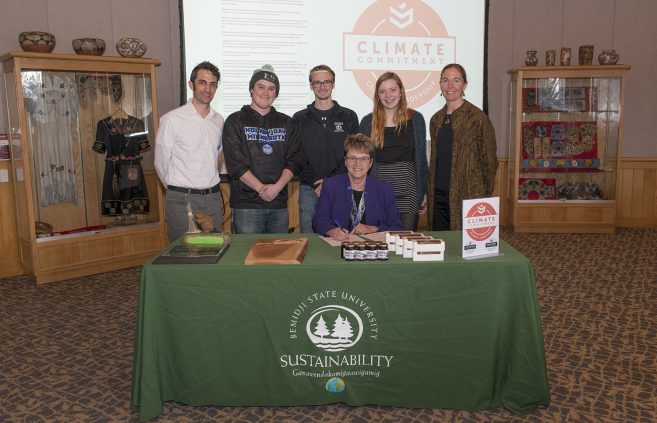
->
[412, 239, 446, 261]
[403, 236, 433, 258]
[385, 231, 414, 251]
[395, 233, 425, 255]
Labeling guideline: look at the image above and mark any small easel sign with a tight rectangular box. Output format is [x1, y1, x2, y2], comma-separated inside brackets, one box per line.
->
[461, 197, 500, 260]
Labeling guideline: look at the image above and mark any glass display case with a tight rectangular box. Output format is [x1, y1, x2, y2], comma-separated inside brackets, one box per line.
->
[1, 51, 166, 283]
[507, 64, 630, 233]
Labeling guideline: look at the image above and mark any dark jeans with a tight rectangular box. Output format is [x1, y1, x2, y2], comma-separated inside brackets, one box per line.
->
[231, 208, 289, 234]
[298, 183, 319, 233]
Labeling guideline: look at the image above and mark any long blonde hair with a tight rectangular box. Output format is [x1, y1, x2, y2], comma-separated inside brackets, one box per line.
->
[370, 72, 412, 149]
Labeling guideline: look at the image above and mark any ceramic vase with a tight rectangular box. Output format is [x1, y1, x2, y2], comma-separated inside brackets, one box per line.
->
[525, 50, 538, 66]
[545, 50, 556, 66]
[560, 48, 571, 66]
[579, 45, 594, 65]
[72, 38, 106, 56]
[116, 37, 147, 58]
[598, 49, 619, 65]
[19, 31, 56, 53]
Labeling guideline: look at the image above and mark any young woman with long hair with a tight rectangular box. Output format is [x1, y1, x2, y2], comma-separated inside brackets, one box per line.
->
[359, 72, 428, 231]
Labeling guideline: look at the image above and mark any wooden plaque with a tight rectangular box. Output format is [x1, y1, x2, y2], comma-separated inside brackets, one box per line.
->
[244, 238, 308, 265]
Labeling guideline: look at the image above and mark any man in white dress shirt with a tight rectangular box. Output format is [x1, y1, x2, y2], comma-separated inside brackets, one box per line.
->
[154, 61, 224, 242]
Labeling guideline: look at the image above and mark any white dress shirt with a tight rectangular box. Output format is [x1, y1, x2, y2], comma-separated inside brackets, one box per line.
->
[154, 100, 224, 189]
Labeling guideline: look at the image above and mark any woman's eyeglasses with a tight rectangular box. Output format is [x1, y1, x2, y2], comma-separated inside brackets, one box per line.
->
[345, 156, 371, 164]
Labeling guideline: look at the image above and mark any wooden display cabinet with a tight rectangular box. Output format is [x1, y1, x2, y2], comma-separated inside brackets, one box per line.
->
[507, 65, 630, 233]
[1, 52, 166, 283]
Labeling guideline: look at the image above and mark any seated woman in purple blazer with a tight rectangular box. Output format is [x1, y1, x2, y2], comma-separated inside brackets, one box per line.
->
[313, 133, 403, 241]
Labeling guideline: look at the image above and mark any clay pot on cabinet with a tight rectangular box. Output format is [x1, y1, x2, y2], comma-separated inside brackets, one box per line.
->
[545, 50, 556, 66]
[115, 37, 147, 58]
[525, 50, 538, 66]
[72, 38, 106, 56]
[19, 31, 56, 53]
[598, 49, 619, 65]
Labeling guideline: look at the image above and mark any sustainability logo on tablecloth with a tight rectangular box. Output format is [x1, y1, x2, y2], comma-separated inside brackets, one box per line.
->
[305, 304, 364, 352]
[281, 290, 393, 390]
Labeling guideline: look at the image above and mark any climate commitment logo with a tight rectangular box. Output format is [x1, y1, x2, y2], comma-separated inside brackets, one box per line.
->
[344, 0, 455, 108]
[465, 202, 498, 241]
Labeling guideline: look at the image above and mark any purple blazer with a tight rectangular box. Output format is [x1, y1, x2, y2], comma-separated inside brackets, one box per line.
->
[312, 173, 403, 235]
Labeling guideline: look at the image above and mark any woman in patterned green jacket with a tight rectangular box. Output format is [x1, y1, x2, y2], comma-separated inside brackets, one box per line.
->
[427, 64, 499, 230]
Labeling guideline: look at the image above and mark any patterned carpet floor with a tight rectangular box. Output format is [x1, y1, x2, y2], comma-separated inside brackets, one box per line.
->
[1, 228, 656, 422]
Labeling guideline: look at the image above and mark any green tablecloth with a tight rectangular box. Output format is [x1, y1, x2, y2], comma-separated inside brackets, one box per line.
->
[131, 231, 550, 421]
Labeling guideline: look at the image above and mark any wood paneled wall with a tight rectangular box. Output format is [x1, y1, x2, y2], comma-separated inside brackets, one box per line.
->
[617, 158, 657, 227]
[0, 160, 22, 277]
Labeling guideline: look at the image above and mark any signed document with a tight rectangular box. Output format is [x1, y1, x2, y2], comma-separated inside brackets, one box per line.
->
[318, 234, 364, 247]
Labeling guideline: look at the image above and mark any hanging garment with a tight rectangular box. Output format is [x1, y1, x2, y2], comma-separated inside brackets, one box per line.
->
[23, 71, 79, 207]
[93, 115, 151, 216]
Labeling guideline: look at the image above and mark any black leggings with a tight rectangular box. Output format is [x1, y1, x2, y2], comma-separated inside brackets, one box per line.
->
[399, 212, 419, 231]
[432, 199, 450, 231]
